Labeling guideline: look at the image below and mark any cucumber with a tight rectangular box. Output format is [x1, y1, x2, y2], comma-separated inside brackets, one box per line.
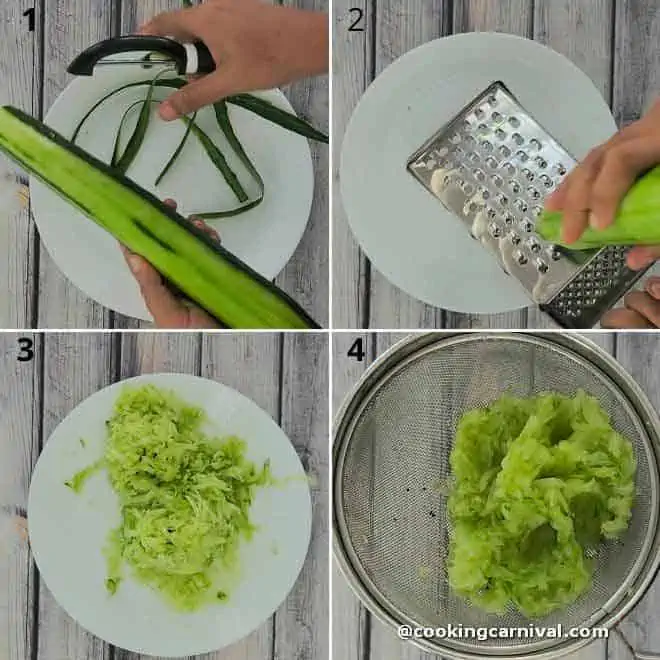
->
[0, 106, 319, 329]
[538, 165, 660, 250]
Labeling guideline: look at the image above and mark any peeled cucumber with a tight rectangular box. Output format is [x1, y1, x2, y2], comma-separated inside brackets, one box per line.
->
[538, 165, 660, 250]
[0, 106, 319, 329]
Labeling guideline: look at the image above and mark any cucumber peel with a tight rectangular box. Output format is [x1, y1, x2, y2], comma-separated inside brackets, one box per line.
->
[0, 106, 319, 329]
[538, 165, 660, 250]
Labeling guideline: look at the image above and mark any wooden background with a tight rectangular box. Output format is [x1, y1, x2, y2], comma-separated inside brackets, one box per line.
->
[332, 331, 660, 660]
[333, 0, 660, 329]
[0, 331, 329, 660]
[0, 0, 329, 329]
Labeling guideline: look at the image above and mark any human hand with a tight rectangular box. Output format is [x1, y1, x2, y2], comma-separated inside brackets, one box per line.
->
[601, 277, 660, 329]
[545, 99, 660, 271]
[121, 200, 221, 329]
[139, 0, 329, 120]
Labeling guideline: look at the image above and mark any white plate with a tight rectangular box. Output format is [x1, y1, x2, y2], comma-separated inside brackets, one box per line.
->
[340, 32, 617, 315]
[30, 62, 314, 322]
[27, 373, 312, 657]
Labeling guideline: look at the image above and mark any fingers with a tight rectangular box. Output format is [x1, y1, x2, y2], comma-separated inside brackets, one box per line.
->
[645, 276, 660, 299]
[191, 216, 221, 242]
[622, 290, 660, 327]
[601, 308, 655, 329]
[546, 147, 603, 243]
[561, 158, 602, 243]
[138, 9, 196, 41]
[589, 136, 660, 230]
[626, 245, 660, 270]
[122, 251, 188, 327]
[158, 71, 238, 120]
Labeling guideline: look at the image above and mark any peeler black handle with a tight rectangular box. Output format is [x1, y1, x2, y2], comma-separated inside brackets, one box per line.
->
[67, 36, 216, 76]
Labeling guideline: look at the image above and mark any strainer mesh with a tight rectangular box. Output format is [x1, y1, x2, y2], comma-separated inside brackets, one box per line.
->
[339, 336, 655, 652]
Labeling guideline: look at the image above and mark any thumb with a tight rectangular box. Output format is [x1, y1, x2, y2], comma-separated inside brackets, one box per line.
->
[158, 72, 236, 120]
[627, 245, 660, 271]
[126, 254, 188, 326]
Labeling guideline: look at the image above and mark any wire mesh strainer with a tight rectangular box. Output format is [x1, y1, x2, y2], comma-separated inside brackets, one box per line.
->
[333, 333, 660, 659]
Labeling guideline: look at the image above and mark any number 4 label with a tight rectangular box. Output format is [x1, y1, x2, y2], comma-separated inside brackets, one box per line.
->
[347, 338, 365, 362]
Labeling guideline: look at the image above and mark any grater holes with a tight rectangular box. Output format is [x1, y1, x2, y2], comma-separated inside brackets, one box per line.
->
[491, 174, 503, 187]
[528, 187, 540, 200]
[555, 163, 567, 176]
[480, 140, 493, 152]
[522, 168, 534, 182]
[464, 199, 480, 214]
[508, 180, 521, 194]
[474, 169, 486, 182]
[486, 207, 497, 220]
[502, 162, 516, 176]
[488, 222, 502, 238]
[529, 138, 542, 151]
[499, 145, 511, 158]
[508, 116, 520, 128]
[516, 150, 529, 163]
[535, 156, 548, 169]
[491, 111, 503, 122]
[512, 133, 524, 146]
[485, 156, 499, 169]
[449, 133, 461, 144]
[495, 193, 509, 207]
[540, 174, 553, 189]
[520, 218, 534, 232]
[468, 152, 480, 163]
[509, 232, 521, 245]
[515, 199, 529, 213]
[536, 259, 549, 274]
[504, 213, 515, 226]
[527, 238, 541, 253]
[514, 249, 528, 265]
[494, 129, 506, 140]
[533, 205, 543, 218]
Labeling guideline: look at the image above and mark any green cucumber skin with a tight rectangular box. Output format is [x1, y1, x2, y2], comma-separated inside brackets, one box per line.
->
[538, 165, 660, 250]
[0, 106, 319, 329]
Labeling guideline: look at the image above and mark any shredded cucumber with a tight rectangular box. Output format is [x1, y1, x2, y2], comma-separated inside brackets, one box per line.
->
[447, 391, 636, 618]
[66, 384, 270, 611]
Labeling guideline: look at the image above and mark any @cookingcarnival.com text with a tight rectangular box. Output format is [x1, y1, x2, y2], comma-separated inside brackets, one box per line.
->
[398, 624, 609, 642]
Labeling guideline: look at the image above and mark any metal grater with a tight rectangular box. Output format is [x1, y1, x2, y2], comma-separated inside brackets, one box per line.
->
[407, 81, 647, 329]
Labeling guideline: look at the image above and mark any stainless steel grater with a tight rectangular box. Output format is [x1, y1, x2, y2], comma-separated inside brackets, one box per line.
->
[407, 81, 647, 328]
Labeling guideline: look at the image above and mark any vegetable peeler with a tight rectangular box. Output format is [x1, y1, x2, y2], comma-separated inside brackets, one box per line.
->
[407, 81, 650, 329]
[67, 36, 216, 76]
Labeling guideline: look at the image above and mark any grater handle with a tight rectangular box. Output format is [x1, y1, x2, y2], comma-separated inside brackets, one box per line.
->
[635, 654, 660, 660]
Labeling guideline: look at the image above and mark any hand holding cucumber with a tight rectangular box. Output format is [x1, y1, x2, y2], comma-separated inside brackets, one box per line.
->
[543, 99, 660, 268]
[543, 100, 660, 329]
[138, 0, 329, 121]
[122, 200, 221, 329]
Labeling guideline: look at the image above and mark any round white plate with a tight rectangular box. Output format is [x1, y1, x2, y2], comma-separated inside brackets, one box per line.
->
[340, 32, 617, 315]
[30, 62, 314, 322]
[28, 373, 312, 657]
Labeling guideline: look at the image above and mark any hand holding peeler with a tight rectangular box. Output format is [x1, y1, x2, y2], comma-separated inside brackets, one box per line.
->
[67, 36, 216, 76]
